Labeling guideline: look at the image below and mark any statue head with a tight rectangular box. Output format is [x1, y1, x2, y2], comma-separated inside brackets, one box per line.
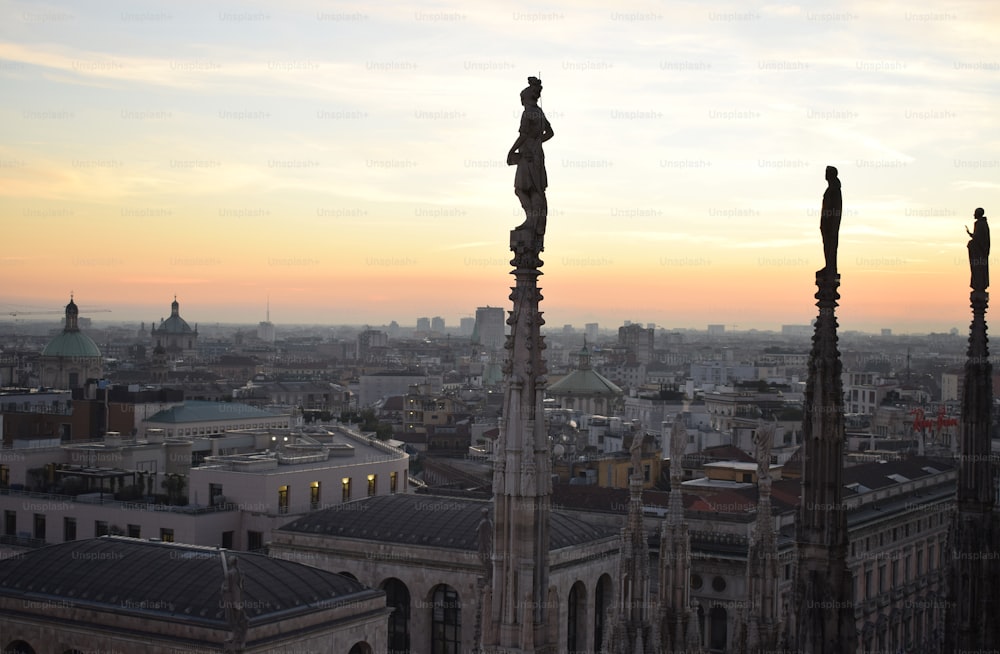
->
[975, 207, 986, 220]
[520, 76, 542, 106]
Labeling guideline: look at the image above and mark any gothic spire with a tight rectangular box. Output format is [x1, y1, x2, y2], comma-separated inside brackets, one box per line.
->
[742, 420, 780, 654]
[657, 416, 701, 654]
[792, 270, 856, 654]
[605, 434, 659, 654]
[945, 207, 1000, 651]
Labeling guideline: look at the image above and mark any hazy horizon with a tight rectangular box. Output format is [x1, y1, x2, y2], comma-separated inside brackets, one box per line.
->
[2, 0, 997, 334]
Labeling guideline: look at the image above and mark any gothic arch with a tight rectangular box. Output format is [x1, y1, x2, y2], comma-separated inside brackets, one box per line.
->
[347, 643, 372, 654]
[429, 583, 461, 654]
[567, 580, 587, 653]
[3, 642, 36, 654]
[381, 577, 411, 654]
[594, 573, 613, 650]
[708, 605, 728, 651]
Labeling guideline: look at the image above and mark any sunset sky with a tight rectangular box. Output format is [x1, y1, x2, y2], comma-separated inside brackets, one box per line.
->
[1, 0, 998, 333]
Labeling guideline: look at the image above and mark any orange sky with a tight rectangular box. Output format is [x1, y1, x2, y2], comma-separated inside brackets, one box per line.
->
[1, 0, 997, 333]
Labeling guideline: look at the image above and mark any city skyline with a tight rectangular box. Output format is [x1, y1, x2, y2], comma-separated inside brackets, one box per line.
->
[1, 0, 998, 333]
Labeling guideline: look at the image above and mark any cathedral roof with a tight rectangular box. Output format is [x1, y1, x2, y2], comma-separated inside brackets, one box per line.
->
[41, 297, 101, 359]
[278, 493, 618, 550]
[0, 537, 379, 627]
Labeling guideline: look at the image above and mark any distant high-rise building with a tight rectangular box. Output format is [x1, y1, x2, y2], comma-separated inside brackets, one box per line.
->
[257, 299, 275, 343]
[707, 324, 726, 336]
[473, 306, 505, 351]
[459, 317, 475, 336]
[618, 323, 654, 364]
[358, 329, 389, 362]
[431, 316, 445, 332]
[781, 324, 812, 336]
[416, 317, 430, 332]
[585, 322, 599, 343]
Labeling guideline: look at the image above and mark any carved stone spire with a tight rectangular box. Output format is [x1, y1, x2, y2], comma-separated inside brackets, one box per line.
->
[792, 271, 856, 654]
[945, 209, 1000, 651]
[605, 434, 659, 654]
[742, 420, 780, 654]
[481, 222, 552, 650]
[657, 416, 701, 654]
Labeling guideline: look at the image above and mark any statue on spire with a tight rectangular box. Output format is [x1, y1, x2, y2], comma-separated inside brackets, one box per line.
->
[818, 165, 842, 278]
[967, 207, 990, 291]
[508, 76, 554, 238]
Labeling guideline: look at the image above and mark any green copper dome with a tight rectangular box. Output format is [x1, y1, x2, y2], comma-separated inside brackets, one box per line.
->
[41, 297, 102, 359]
[42, 331, 102, 358]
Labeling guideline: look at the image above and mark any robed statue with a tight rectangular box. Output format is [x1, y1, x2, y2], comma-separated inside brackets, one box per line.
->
[221, 553, 249, 652]
[819, 165, 842, 277]
[753, 420, 776, 481]
[508, 76, 554, 237]
[967, 207, 990, 291]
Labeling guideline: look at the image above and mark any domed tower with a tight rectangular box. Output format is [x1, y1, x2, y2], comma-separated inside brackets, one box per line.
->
[40, 296, 103, 389]
[150, 296, 199, 360]
[547, 341, 623, 416]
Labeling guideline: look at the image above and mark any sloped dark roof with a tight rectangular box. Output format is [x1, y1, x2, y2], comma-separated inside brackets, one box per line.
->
[279, 493, 617, 550]
[0, 537, 378, 626]
[145, 400, 282, 424]
[552, 484, 669, 513]
[699, 445, 756, 463]
[548, 368, 623, 397]
[381, 395, 405, 411]
[842, 455, 955, 490]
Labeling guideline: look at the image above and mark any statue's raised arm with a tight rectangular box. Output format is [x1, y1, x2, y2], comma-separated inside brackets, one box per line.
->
[508, 76, 554, 238]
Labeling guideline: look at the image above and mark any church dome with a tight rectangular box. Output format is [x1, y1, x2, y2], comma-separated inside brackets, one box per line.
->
[41, 297, 101, 359]
[156, 297, 195, 334]
[549, 344, 622, 397]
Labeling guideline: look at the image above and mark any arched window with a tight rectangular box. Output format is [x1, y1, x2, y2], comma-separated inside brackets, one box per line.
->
[430, 584, 460, 654]
[594, 573, 613, 649]
[348, 643, 372, 654]
[568, 580, 586, 652]
[382, 577, 411, 653]
[709, 606, 728, 651]
[3, 642, 36, 654]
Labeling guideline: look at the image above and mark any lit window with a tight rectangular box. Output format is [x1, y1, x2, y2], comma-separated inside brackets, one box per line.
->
[310, 481, 320, 510]
[278, 485, 289, 514]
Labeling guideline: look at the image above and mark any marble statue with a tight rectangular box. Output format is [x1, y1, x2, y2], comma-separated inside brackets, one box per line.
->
[967, 207, 990, 291]
[221, 553, 249, 651]
[819, 165, 842, 277]
[508, 76, 554, 237]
